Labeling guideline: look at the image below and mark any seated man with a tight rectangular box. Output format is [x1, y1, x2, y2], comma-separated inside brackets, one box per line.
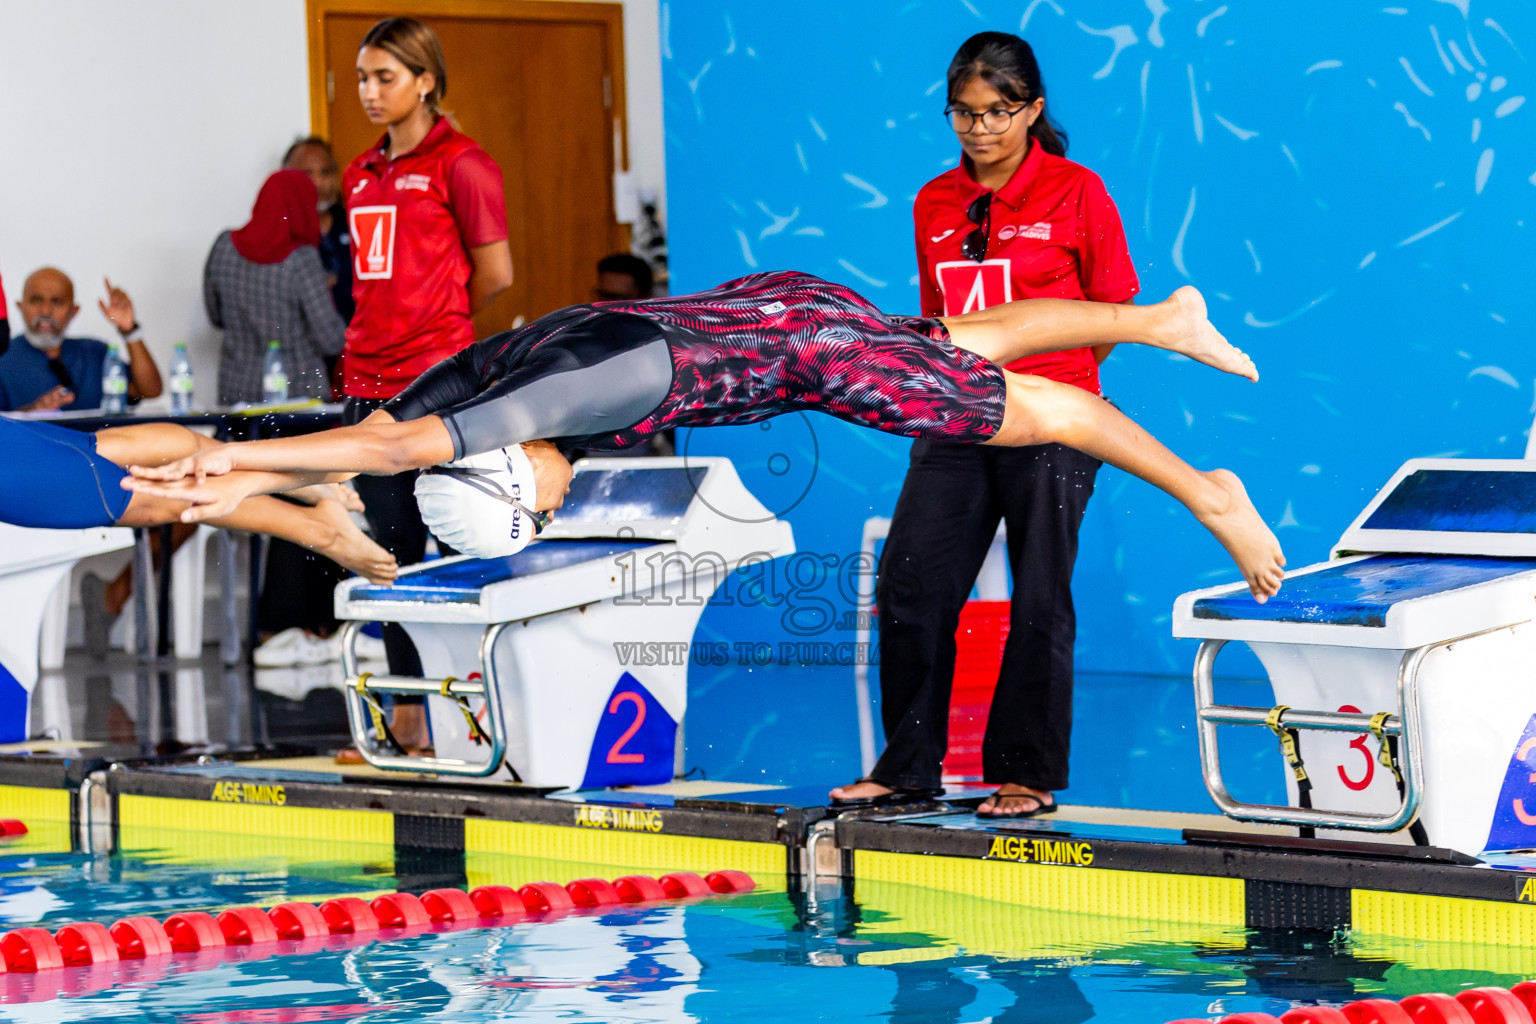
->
[1, 268, 162, 412]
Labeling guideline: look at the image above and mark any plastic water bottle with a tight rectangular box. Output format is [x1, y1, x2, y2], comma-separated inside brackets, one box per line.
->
[101, 343, 128, 414]
[168, 342, 195, 413]
[261, 340, 289, 403]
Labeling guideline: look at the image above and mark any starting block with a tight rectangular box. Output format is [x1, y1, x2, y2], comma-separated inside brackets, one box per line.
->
[1173, 459, 1536, 855]
[335, 457, 795, 788]
[0, 523, 133, 742]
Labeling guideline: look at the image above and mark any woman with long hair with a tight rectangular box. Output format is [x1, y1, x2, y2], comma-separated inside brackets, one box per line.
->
[831, 32, 1144, 818]
[340, 17, 512, 754]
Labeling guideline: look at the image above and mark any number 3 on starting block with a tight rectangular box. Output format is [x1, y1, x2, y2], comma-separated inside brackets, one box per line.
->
[1485, 714, 1536, 848]
[580, 673, 678, 789]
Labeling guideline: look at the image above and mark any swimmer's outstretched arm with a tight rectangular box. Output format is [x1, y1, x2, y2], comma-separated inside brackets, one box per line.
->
[128, 410, 455, 485]
[945, 286, 1257, 382]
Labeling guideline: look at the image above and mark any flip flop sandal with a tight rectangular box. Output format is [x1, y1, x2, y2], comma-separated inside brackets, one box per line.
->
[975, 792, 1057, 820]
[829, 778, 946, 808]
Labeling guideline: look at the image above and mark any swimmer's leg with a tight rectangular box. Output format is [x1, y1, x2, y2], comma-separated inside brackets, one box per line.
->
[94, 422, 221, 466]
[985, 371, 1284, 601]
[943, 286, 1258, 382]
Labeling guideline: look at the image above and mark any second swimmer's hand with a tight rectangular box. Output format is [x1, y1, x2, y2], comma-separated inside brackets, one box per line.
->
[120, 473, 254, 523]
[128, 444, 236, 483]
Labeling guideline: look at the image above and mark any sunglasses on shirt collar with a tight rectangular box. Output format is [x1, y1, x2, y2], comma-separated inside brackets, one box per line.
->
[962, 193, 992, 262]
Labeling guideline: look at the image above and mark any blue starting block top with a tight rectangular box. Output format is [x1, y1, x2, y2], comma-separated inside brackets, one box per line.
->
[1362, 470, 1536, 534]
[557, 466, 705, 526]
[1192, 554, 1536, 627]
[352, 539, 643, 604]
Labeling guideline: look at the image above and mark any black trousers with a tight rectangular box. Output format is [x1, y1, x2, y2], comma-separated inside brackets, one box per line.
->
[343, 398, 453, 695]
[872, 439, 1099, 792]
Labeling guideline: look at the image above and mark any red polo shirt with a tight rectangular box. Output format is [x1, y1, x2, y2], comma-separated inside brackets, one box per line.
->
[342, 118, 508, 399]
[913, 142, 1139, 394]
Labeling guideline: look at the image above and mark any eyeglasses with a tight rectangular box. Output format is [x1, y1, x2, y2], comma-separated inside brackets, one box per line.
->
[944, 105, 1029, 135]
[962, 193, 992, 262]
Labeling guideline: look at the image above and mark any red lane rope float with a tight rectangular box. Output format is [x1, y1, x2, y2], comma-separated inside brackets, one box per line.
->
[614, 875, 668, 903]
[1457, 987, 1536, 1024]
[0, 868, 756, 997]
[1282, 1008, 1352, 1023]
[0, 929, 63, 972]
[706, 870, 756, 894]
[0, 821, 28, 837]
[109, 918, 172, 959]
[1341, 999, 1415, 1023]
[420, 888, 478, 924]
[55, 923, 116, 967]
[470, 886, 526, 920]
[371, 892, 432, 928]
[268, 903, 329, 940]
[659, 872, 712, 898]
[519, 882, 575, 914]
[217, 907, 279, 945]
[319, 898, 380, 935]
[1399, 994, 1477, 1024]
[1162, 984, 1536, 1024]
[163, 913, 225, 953]
[567, 878, 623, 908]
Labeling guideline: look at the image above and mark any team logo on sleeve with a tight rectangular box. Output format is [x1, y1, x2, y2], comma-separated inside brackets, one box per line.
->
[935, 259, 1013, 316]
[350, 205, 397, 280]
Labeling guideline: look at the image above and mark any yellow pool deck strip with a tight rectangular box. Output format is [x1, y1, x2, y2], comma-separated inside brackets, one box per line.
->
[5, 753, 1536, 946]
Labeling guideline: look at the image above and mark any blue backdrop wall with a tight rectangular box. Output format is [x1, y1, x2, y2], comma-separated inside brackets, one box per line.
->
[661, 1, 1536, 792]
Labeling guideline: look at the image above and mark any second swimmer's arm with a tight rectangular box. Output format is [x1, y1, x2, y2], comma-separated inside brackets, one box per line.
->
[131, 409, 455, 485]
[225, 410, 454, 477]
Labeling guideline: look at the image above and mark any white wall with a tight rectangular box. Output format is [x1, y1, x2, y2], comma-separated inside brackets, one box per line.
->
[0, 0, 311, 398]
[0, 0, 666, 399]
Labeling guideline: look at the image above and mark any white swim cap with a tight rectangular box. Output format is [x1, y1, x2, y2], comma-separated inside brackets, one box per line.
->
[414, 446, 545, 559]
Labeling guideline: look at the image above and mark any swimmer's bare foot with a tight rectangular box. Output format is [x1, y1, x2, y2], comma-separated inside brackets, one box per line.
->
[286, 481, 366, 512]
[310, 498, 398, 585]
[1154, 286, 1258, 382]
[1195, 469, 1285, 602]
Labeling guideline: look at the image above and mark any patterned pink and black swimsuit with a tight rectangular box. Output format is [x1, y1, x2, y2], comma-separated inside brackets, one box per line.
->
[385, 271, 1008, 458]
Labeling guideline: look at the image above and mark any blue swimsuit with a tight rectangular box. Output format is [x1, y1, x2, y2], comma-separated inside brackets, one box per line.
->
[0, 418, 132, 528]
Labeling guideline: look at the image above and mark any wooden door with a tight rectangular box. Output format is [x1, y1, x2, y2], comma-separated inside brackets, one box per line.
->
[310, 1, 629, 337]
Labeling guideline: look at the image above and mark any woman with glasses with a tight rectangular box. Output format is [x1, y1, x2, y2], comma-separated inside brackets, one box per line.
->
[339, 17, 513, 756]
[831, 33, 1141, 818]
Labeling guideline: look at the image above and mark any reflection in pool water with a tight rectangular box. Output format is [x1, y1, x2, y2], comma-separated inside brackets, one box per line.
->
[0, 842, 1530, 1022]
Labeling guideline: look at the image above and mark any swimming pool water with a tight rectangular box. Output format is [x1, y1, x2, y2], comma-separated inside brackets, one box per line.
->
[1, 834, 1531, 1023]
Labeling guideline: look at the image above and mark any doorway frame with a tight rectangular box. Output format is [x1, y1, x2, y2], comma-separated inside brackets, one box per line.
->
[304, 0, 629, 173]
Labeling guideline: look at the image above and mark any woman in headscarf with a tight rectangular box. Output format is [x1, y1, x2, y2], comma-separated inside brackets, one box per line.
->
[204, 169, 347, 404]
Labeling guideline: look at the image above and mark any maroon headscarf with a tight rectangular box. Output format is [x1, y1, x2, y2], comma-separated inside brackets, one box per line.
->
[230, 170, 321, 265]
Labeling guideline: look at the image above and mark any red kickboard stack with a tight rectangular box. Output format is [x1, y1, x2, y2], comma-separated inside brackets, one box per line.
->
[0, 868, 755, 987]
[1165, 981, 1536, 1024]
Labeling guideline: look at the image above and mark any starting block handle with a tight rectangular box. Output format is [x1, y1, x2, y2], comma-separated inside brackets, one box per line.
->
[343, 674, 487, 698]
[1199, 704, 1402, 735]
[338, 620, 514, 778]
[1193, 637, 1429, 833]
